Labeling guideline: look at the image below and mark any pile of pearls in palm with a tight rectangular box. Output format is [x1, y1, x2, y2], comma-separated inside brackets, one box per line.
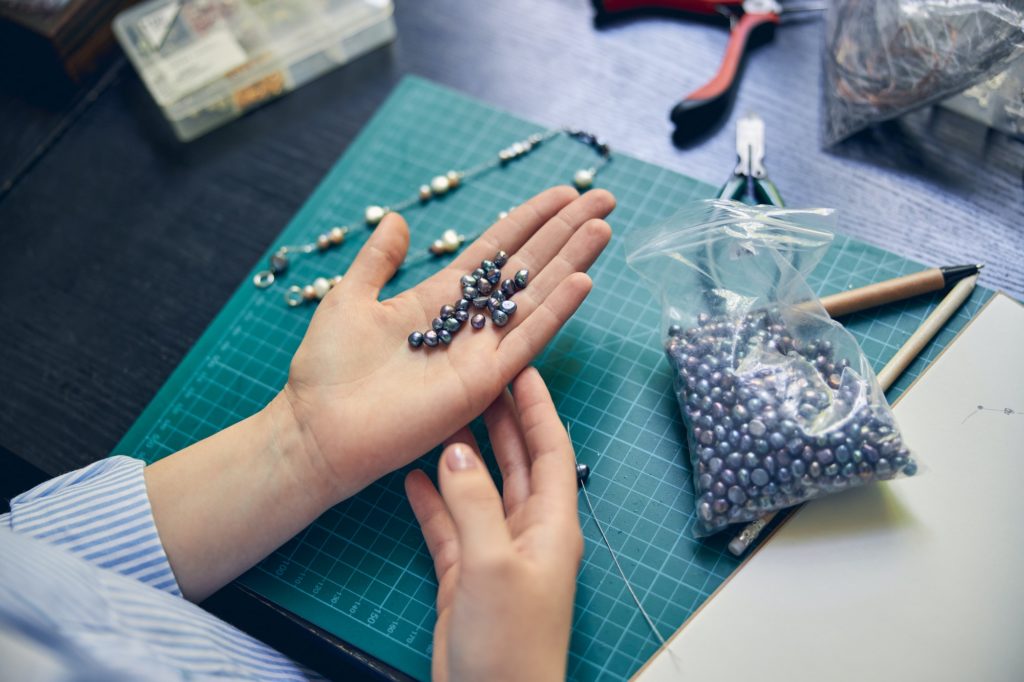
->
[666, 309, 916, 536]
[408, 250, 528, 349]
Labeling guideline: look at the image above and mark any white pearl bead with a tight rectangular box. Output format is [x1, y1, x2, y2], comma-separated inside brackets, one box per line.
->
[430, 175, 450, 195]
[419, 185, 432, 201]
[365, 205, 385, 226]
[430, 239, 446, 255]
[313, 277, 331, 300]
[446, 170, 461, 187]
[328, 226, 346, 244]
[441, 229, 461, 251]
[573, 169, 594, 190]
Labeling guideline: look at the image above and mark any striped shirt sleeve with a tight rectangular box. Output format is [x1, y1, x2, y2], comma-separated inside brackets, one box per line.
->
[4, 456, 182, 597]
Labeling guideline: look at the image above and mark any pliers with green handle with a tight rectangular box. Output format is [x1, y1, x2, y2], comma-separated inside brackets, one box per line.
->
[718, 113, 784, 206]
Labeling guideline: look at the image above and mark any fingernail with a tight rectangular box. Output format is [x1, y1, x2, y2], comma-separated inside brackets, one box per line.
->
[446, 444, 477, 472]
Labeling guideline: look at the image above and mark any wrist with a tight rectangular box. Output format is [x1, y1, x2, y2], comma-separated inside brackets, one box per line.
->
[262, 388, 340, 511]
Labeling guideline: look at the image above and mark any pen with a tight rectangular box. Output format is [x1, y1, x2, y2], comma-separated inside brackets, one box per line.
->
[819, 263, 982, 318]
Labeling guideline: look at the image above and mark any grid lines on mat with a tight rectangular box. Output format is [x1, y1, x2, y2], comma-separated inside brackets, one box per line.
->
[114, 76, 989, 681]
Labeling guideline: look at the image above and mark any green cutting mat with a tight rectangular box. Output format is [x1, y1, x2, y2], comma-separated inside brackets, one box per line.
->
[114, 76, 990, 680]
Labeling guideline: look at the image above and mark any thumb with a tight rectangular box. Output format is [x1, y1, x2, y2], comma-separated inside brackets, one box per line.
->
[343, 212, 410, 298]
[437, 443, 510, 561]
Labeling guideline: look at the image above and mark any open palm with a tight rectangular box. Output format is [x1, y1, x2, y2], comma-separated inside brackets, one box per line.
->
[405, 368, 585, 682]
[282, 185, 614, 500]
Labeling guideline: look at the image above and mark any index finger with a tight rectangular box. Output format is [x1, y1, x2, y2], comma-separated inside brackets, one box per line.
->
[446, 185, 578, 274]
[511, 367, 578, 515]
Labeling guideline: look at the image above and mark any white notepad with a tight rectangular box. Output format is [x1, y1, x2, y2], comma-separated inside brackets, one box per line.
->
[635, 293, 1024, 682]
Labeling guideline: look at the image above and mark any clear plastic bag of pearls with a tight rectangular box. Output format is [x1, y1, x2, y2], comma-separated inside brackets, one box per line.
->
[627, 200, 918, 536]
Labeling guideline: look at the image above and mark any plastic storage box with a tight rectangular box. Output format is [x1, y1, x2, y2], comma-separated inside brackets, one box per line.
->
[113, 0, 395, 141]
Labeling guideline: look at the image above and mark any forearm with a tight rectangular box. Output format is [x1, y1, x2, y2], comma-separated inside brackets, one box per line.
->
[144, 391, 339, 601]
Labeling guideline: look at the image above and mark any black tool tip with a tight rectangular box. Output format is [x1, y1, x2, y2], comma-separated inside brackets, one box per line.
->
[940, 263, 984, 287]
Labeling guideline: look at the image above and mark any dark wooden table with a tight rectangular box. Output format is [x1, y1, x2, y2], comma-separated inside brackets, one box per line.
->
[1, 0, 1021, 678]
[3, 0, 1022, 477]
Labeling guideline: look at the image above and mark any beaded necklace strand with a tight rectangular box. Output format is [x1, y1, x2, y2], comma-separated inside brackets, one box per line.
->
[252, 128, 612, 307]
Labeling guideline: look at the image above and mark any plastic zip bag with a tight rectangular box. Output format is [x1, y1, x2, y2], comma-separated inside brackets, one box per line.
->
[626, 200, 917, 536]
[823, 0, 1024, 145]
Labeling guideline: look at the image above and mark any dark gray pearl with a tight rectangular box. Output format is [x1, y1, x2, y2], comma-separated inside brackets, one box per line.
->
[668, 324, 683, 337]
[477, 279, 493, 295]
[431, 317, 444, 331]
[270, 251, 289, 274]
[748, 420, 766, 437]
[454, 309, 469, 323]
[438, 329, 453, 344]
[494, 250, 509, 268]
[471, 314, 486, 329]
[443, 317, 461, 332]
[424, 330, 439, 347]
[575, 462, 590, 487]
[743, 452, 759, 469]
[698, 501, 713, 521]
[408, 331, 424, 348]
[455, 299, 470, 312]
[501, 279, 516, 297]
[699, 473, 714, 489]
[486, 269, 502, 285]
[500, 300, 517, 315]
[462, 287, 478, 300]
[487, 297, 501, 311]
[727, 486, 747, 504]
[708, 457, 724, 474]
[720, 469, 736, 486]
[712, 498, 729, 514]
[514, 269, 529, 289]
[440, 305, 455, 319]
[491, 290, 506, 304]
[903, 460, 918, 476]
[791, 460, 806, 477]
[473, 268, 485, 278]
[725, 452, 743, 469]
[492, 309, 509, 327]
[473, 296, 490, 309]
[754, 439, 769, 454]
[481, 259, 496, 271]
[460, 274, 477, 288]
[737, 468, 751, 487]
[769, 432, 786, 449]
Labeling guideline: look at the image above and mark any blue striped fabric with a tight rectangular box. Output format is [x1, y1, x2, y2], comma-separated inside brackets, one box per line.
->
[0, 456, 324, 681]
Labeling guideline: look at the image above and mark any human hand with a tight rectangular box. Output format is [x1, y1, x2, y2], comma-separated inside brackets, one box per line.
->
[280, 186, 614, 504]
[405, 367, 584, 682]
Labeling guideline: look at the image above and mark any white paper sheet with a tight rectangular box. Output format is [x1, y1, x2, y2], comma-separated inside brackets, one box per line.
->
[635, 294, 1024, 682]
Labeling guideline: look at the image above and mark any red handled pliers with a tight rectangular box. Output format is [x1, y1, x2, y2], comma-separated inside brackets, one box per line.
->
[593, 0, 783, 138]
